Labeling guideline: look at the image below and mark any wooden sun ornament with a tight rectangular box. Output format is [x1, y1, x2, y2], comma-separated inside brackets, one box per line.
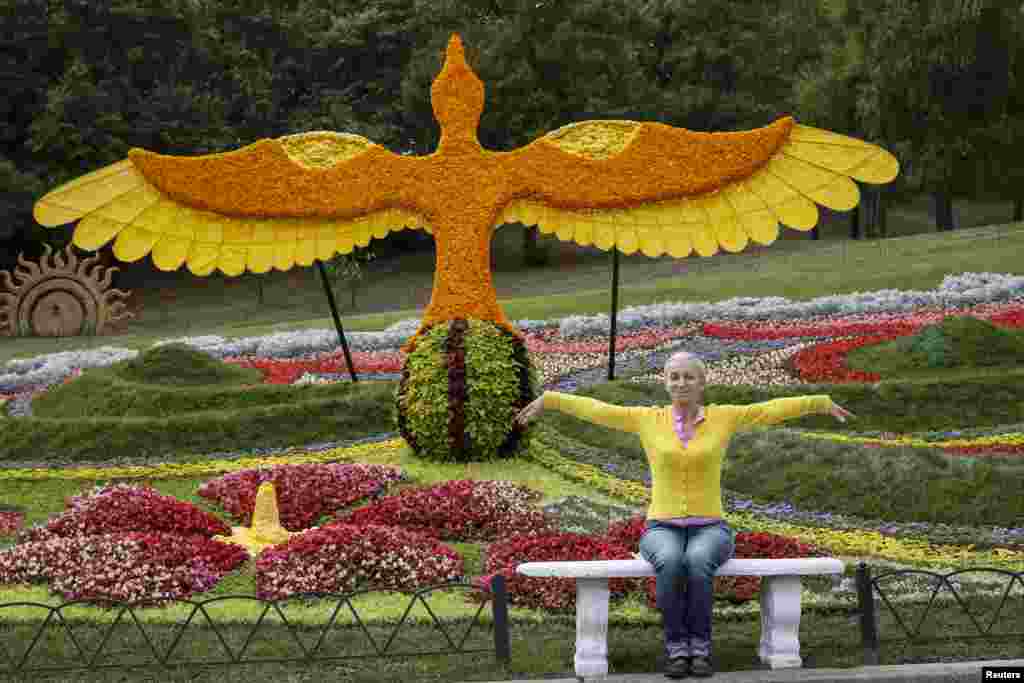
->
[33, 33, 899, 354]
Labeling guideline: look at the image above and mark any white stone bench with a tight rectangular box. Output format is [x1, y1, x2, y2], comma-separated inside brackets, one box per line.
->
[516, 556, 844, 680]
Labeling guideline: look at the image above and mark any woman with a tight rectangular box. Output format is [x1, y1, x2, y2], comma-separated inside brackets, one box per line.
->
[514, 351, 854, 679]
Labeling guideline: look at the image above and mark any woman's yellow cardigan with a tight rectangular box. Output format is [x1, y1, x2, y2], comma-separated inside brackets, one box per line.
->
[541, 392, 835, 520]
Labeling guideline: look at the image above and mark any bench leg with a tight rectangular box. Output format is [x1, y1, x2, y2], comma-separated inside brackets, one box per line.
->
[758, 575, 803, 669]
[575, 577, 610, 680]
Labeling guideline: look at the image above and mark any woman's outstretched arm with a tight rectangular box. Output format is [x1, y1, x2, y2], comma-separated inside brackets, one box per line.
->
[731, 395, 855, 430]
[515, 391, 645, 433]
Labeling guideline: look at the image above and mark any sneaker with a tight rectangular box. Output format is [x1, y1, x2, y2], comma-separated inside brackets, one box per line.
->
[664, 655, 690, 679]
[689, 655, 714, 677]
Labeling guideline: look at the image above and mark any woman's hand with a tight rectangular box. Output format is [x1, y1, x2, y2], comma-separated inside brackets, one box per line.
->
[829, 402, 856, 423]
[515, 395, 545, 427]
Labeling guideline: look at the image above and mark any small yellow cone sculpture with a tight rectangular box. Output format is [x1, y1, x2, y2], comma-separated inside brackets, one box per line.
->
[212, 481, 297, 557]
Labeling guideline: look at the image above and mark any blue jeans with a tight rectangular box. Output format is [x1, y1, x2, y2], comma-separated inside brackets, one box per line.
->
[638, 520, 736, 659]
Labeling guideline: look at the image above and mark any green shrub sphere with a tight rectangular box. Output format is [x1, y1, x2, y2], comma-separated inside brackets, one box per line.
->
[395, 318, 541, 464]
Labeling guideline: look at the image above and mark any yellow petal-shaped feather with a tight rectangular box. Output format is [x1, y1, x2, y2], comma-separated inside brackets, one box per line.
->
[222, 219, 255, 244]
[33, 160, 143, 226]
[518, 202, 544, 227]
[764, 155, 860, 211]
[336, 229, 355, 255]
[187, 242, 221, 275]
[351, 219, 372, 248]
[218, 246, 247, 276]
[542, 210, 564, 236]
[616, 227, 639, 255]
[787, 124, 899, 184]
[143, 202, 195, 241]
[691, 227, 719, 257]
[113, 224, 159, 262]
[69, 181, 160, 250]
[74, 214, 125, 251]
[151, 235, 191, 271]
[192, 213, 226, 245]
[574, 218, 594, 246]
[774, 196, 819, 231]
[742, 171, 818, 229]
[272, 240, 296, 271]
[555, 214, 575, 241]
[702, 193, 747, 253]
[593, 222, 616, 251]
[636, 224, 666, 257]
[316, 223, 336, 261]
[664, 230, 692, 258]
[848, 150, 901, 185]
[247, 244, 277, 274]
[250, 222, 277, 246]
[294, 237, 317, 267]
[362, 212, 385, 239]
[739, 210, 779, 245]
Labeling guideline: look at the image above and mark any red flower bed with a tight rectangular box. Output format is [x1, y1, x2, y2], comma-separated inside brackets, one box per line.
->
[703, 303, 1024, 341]
[19, 484, 230, 543]
[226, 351, 406, 385]
[198, 463, 407, 530]
[790, 335, 893, 383]
[330, 479, 557, 543]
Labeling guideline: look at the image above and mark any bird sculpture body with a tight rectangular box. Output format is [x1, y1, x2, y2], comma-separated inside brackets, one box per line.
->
[33, 34, 898, 355]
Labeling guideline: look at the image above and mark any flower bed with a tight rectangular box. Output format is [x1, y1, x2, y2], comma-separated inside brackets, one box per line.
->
[2, 275, 1024, 617]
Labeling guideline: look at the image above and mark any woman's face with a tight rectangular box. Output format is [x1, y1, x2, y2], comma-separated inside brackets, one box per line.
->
[664, 357, 705, 403]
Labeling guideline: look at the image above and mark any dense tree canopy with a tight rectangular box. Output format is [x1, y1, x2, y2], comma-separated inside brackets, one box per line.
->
[1, 0, 1021, 271]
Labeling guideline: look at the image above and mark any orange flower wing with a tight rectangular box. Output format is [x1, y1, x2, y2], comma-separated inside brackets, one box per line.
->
[32, 132, 429, 276]
[503, 118, 899, 258]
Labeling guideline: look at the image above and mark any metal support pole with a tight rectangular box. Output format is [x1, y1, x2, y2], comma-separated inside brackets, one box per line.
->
[315, 260, 359, 382]
[607, 247, 620, 381]
[491, 574, 511, 666]
[856, 561, 880, 665]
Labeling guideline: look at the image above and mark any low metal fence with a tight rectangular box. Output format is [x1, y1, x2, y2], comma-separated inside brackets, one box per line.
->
[856, 560, 1024, 664]
[3, 562, 1023, 675]
[0, 575, 510, 676]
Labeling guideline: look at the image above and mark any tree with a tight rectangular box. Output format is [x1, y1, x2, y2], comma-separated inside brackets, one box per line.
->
[796, 0, 1022, 235]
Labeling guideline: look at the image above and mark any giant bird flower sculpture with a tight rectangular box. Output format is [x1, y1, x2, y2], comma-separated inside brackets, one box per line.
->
[33, 33, 899, 462]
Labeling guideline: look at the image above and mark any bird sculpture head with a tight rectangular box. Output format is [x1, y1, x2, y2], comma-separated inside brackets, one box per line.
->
[430, 34, 485, 147]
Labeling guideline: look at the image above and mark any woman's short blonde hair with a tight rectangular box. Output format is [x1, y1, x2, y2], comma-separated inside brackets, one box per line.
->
[664, 351, 706, 381]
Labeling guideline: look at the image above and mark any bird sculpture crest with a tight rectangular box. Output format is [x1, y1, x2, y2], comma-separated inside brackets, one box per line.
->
[34, 33, 898, 355]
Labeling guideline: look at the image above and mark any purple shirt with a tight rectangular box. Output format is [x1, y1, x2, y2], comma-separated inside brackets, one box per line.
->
[653, 405, 722, 529]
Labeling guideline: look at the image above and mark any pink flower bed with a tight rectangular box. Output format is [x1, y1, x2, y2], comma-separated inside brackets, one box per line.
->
[255, 523, 464, 601]
[0, 511, 23, 537]
[0, 532, 246, 604]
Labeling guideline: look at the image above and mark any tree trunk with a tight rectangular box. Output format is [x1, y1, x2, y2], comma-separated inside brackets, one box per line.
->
[877, 188, 888, 238]
[850, 205, 860, 240]
[864, 188, 876, 239]
[932, 191, 956, 231]
[524, 224, 548, 266]
[1014, 198, 1022, 222]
